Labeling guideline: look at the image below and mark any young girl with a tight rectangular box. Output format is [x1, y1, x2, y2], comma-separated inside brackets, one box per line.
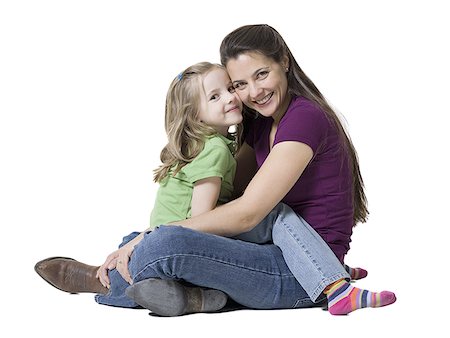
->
[149, 62, 243, 232]
[35, 61, 243, 313]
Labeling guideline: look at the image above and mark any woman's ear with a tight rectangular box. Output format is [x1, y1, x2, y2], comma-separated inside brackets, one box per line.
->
[282, 55, 289, 72]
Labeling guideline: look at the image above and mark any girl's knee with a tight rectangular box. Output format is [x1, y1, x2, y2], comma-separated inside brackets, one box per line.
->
[151, 225, 199, 250]
[129, 226, 202, 281]
[132, 226, 199, 262]
[119, 231, 141, 248]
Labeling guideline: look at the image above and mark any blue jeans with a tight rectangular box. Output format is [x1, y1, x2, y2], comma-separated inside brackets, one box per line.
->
[96, 203, 348, 308]
[235, 203, 349, 301]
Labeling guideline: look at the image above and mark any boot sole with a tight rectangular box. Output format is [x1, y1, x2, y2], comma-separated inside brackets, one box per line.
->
[125, 279, 227, 316]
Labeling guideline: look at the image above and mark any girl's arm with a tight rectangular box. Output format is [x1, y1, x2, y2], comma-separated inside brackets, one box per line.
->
[170, 141, 313, 236]
[190, 177, 221, 216]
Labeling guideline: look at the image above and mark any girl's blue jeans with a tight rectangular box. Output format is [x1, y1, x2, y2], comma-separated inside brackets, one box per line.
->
[95, 203, 349, 309]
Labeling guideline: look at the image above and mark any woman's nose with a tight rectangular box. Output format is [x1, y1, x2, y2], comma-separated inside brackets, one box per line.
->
[249, 82, 263, 99]
[225, 91, 237, 103]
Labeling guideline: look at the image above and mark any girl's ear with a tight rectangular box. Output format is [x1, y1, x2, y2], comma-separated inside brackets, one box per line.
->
[196, 109, 204, 123]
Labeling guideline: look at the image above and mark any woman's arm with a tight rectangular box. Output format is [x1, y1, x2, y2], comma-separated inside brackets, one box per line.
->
[171, 141, 313, 236]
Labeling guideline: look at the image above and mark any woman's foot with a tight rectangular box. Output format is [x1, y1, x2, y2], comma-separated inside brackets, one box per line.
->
[125, 279, 228, 316]
[344, 264, 368, 281]
[34, 257, 108, 294]
[325, 279, 396, 315]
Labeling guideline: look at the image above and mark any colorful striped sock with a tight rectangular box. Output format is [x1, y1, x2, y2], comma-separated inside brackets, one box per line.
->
[344, 264, 368, 280]
[325, 279, 396, 315]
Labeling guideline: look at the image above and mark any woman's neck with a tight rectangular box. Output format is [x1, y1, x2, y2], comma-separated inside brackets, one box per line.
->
[271, 93, 292, 125]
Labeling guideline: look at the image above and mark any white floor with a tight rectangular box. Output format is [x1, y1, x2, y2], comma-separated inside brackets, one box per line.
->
[8, 224, 445, 338]
[8, 261, 444, 337]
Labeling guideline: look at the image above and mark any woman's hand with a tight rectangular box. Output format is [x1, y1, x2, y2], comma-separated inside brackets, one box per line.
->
[96, 232, 145, 287]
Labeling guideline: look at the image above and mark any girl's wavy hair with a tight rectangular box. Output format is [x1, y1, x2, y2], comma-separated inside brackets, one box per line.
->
[220, 24, 368, 225]
[153, 62, 243, 183]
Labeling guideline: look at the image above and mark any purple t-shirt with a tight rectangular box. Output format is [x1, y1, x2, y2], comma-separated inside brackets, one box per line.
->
[245, 96, 354, 262]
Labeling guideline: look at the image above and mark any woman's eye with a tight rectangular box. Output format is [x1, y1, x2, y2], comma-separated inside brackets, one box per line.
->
[228, 86, 236, 93]
[234, 82, 246, 90]
[257, 71, 269, 79]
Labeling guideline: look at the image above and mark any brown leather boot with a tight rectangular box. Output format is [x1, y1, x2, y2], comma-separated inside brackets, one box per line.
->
[34, 257, 108, 294]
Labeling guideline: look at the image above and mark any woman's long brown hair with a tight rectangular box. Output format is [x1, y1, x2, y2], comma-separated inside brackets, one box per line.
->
[220, 24, 368, 225]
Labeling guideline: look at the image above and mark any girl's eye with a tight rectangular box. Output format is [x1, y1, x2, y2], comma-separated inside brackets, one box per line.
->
[209, 94, 218, 101]
[228, 86, 236, 93]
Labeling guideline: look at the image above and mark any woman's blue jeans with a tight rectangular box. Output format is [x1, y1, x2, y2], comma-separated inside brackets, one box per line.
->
[95, 203, 348, 309]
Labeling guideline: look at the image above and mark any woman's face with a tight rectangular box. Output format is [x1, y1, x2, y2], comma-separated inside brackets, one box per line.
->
[226, 52, 291, 121]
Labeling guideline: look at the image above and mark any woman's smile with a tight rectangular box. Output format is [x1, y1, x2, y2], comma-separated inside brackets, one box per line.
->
[254, 92, 274, 106]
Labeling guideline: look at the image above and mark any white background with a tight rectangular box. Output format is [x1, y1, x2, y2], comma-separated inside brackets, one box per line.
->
[1, 0, 448, 336]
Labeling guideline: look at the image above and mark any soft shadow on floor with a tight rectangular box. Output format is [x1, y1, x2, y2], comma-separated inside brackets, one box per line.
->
[148, 297, 327, 317]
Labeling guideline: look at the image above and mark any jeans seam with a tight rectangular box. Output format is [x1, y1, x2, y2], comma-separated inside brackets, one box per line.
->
[293, 297, 314, 308]
[280, 218, 325, 275]
[133, 253, 293, 281]
[278, 216, 347, 302]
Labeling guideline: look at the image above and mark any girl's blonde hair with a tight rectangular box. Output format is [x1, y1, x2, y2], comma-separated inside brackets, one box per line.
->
[153, 62, 242, 183]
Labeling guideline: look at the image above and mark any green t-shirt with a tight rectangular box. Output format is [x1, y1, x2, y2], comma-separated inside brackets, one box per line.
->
[149, 134, 236, 229]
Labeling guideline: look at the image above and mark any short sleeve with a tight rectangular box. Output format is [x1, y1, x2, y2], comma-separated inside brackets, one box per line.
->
[274, 99, 330, 153]
[180, 137, 234, 184]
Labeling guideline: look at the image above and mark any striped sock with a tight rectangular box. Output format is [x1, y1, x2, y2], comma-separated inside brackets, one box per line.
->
[325, 279, 396, 315]
[344, 264, 368, 280]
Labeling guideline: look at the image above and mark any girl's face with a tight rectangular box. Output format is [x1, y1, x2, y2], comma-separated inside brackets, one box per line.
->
[198, 68, 243, 136]
[226, 52, 290, 122]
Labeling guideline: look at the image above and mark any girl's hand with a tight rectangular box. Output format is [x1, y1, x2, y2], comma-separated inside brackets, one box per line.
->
[96, 232, 145, 287]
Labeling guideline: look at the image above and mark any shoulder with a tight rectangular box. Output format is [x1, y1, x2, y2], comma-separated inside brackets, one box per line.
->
[283, 96, 329, 126]
[181, 134, 235, 183]
[276, 97, 331, 152]
[201, 134, 235, 159]
[204, 134, 231, 150]
[186, 134, 234, 169]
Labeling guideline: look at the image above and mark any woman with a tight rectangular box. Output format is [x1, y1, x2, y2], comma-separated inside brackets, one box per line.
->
[35, 24, 395, 316]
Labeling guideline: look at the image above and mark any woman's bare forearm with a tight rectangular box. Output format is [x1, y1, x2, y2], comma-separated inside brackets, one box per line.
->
[170, 142, 313, 237]
[169, 197, 257, 237]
